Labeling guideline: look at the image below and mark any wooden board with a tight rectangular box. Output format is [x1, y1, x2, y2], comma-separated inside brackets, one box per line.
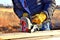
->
[0, 30, 60, 40]
[12, 35, 60, 40]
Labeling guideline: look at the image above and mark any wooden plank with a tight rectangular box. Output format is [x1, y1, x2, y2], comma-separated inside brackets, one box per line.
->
[0, 30, 60, 40]
[12, 35, 60, 40]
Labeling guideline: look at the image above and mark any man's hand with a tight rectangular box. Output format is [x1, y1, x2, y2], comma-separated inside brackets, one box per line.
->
[23, 13, 28, 17]
[32, 12, 47, 24]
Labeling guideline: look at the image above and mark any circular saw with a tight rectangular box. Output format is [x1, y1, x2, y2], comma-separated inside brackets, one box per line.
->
[20, 17, 39, 33]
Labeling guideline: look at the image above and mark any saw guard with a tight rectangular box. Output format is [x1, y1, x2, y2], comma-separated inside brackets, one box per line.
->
[20, 17, 32, 32]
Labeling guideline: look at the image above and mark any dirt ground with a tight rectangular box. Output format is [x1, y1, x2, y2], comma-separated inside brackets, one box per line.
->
[0, 8, 20, 33]
[0, 8, 60, 33]
[0, 8, 20, 27]
[51, 9, 60, 29]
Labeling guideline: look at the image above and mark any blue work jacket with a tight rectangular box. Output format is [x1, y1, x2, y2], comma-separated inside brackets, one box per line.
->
[12, 0, 56, 18]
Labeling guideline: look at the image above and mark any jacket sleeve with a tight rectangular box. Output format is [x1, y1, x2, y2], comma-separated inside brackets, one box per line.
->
[12, 0, 24, 18]
[43, 0, 56, 19]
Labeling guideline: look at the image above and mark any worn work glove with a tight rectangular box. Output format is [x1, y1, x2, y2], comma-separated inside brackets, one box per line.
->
[23, 13, 28, 17]
[32, 12, 47, 24]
